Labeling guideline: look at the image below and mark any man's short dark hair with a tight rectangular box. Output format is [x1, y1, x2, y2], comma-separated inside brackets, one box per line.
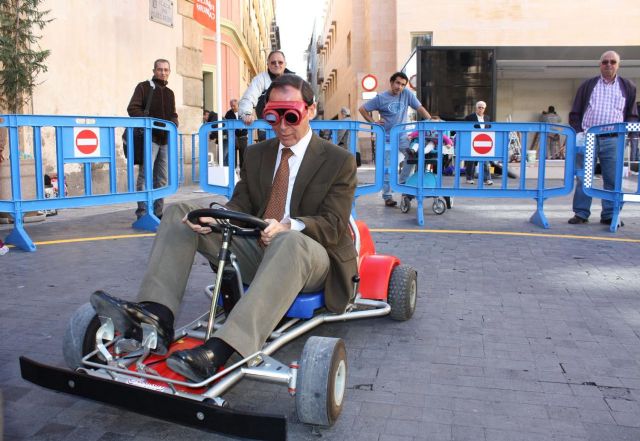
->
[266, 74, 315, 106]
[154, 59, 170, 69]
[548, 105, 556, 113]
[390, 72, 408, 83]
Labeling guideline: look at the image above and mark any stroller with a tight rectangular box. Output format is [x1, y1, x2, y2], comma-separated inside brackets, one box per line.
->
[400, 130, 453, 215]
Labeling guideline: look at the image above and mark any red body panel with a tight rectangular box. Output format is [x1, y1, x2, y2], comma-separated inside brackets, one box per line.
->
[127, 336, 207, 393]
[358, 254, 400, 301]
[356, 220, 376, 263]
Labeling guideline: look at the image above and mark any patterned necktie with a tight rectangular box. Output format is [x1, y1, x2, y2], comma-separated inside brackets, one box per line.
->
[264, 148, 294, 221]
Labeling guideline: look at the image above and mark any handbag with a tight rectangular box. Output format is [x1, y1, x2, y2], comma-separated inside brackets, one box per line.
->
[123, 80, 155, 165]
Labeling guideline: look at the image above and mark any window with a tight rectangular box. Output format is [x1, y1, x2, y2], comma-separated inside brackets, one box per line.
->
[347, 32, 351, 66]
[411, 32, 432, 50]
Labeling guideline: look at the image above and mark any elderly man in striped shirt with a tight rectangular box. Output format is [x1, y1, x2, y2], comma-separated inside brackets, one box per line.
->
[568, 50, 638, 227]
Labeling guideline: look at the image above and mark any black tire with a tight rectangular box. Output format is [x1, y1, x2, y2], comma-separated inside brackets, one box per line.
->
[62, 303, 102, 370]
[433, 198, 446, 215]
[296, 337, 347, 427]
[400, 195, 411, 213]
[388, 264, 417, 321]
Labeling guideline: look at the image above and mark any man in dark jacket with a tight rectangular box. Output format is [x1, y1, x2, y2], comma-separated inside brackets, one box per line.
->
[224, 98, 248, 168]
[127, 59, 179, 220]
[464, 101, 493, 185]
[567, 50, 638, 227]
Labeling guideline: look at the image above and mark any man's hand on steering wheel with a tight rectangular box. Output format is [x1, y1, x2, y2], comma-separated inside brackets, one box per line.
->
[183, 214, 215, 235]
[260, 219, 291, 246]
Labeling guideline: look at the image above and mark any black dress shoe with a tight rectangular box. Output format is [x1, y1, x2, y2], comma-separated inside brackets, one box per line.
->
[166, 346, 222, 382]
[600, 218, 624, 227]
[89, 291, 174, 354]
[568, 215, 588, 224]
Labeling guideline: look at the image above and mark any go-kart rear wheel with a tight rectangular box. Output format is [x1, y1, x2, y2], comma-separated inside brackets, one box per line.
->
[400, 195, 411, 213]
[388, 264, 417, 321]
[296, 336, 347, 427]
[62, 302, 102, 370]
[433, 198, 446, 215]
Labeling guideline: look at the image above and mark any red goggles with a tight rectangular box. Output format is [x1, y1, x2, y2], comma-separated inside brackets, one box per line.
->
[263, 101, 308, 126]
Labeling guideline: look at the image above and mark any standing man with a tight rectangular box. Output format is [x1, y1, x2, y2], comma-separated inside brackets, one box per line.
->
[239, 50, 294, 142]
[568, 50, 638, 226]
[541, 106, 563, 159]
[464, 101, 493, 185]
[91, 75, 357, 381]
[127, 59, 178, 220]
[359, 72, 432, 207]
[224, 98, 248, 168]
[337, 107, 351, 149]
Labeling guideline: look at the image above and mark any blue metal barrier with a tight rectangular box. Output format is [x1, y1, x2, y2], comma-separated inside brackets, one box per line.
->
[197, 119, 385, 201]
[0, 115, 178, 251]
[178, 133, 185, 185]
[582, 122, 640, 232]
[389, 121, 576, 227]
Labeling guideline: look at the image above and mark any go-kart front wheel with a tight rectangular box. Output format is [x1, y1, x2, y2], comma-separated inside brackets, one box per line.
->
[62, 302, 102, 370]
[295, 336, 347, 427]
[388, 264, 418, 321]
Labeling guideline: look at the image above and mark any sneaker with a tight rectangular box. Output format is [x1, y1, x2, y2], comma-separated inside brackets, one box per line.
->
[484, 180, 493, 185]
[568, 215, 588, 224]
[384, 199, 398, 207]
[466, 179, 475, 184]
[0, 245, 8, 256]
[600, 218, 624, 227]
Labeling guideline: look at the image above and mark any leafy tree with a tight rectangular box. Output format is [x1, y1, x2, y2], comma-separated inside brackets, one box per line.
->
[0, 0, 51, 113]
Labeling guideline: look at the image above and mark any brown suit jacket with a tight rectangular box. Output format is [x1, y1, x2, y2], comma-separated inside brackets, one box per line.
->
[225, 133, 358, 313]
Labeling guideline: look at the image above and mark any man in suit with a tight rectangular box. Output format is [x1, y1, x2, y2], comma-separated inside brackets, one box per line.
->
[223, 98, 248, 168]
[91, 75, 358, 382]
[464, 101, 493, 185]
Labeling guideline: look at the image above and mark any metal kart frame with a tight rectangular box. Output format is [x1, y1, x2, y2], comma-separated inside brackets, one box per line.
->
[21, 208, 415, 441]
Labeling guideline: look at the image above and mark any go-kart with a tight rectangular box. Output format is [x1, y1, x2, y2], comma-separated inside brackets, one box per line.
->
[20, 207, 417, 440]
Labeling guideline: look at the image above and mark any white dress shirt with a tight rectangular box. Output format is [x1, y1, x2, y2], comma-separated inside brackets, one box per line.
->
[272, 128, 313, 230]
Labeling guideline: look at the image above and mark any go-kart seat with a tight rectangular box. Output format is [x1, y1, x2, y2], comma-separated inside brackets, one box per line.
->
[284, 216, 364, 319]
[285, 291, 325, 319]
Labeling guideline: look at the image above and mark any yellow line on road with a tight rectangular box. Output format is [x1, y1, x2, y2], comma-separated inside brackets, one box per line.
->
[25, 233, 156, 247]
[5, 229, 638, 248]
[370, 228, 640, 243]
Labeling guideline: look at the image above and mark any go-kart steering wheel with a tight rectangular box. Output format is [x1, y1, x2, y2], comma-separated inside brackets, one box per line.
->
[187, 207, 269, 237]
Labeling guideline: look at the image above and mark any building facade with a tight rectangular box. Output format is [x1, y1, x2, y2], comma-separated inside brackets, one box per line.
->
[313, 0, 640, 127]
[8, 0, 277, 176]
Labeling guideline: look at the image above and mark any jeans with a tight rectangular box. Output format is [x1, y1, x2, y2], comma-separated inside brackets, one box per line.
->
[382, 138, 412, 200]
[136, 141, 168, 218]
[572, 136, 618, 220]
[465, 161, 492, 182]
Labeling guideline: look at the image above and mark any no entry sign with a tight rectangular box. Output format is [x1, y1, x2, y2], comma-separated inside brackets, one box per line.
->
[471, 131, 495, 157]
[74, 128, 100, 157]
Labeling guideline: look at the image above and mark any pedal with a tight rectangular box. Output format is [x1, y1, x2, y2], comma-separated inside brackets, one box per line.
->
[96, 316, 115, 363]
[140, 323, 158, 351]
[115, 338, 142, 354]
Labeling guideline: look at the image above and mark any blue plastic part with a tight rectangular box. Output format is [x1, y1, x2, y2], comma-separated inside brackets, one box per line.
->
[284, 292, 325, 319]
[217, 286, 326, 320]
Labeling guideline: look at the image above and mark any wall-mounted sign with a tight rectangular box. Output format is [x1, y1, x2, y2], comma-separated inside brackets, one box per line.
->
[150, 0, 174, 27]
[361, 74, 378, 92]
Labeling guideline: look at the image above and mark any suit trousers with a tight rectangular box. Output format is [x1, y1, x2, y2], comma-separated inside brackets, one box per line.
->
[137, 202, 330, 358]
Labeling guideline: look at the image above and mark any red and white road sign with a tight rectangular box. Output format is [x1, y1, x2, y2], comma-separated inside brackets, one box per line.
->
[74, 128, 100, 157]
[361, 74, 378, 91]
[470, 131, 495, 156]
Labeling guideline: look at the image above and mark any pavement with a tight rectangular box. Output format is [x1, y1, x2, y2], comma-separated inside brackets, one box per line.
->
[2, 174, 640, 441]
